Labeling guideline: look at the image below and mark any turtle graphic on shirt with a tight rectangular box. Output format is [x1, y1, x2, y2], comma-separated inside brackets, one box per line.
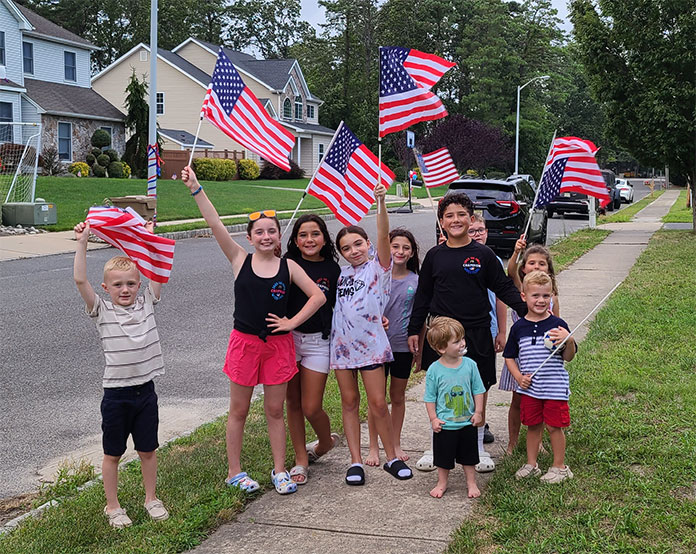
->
[445, 385, 472, 422]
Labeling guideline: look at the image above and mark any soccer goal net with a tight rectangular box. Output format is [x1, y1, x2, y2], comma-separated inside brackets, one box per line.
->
[0, 122, 42, 203]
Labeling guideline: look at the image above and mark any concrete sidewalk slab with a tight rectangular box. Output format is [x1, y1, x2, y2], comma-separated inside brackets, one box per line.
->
[0, 230, 109, 261]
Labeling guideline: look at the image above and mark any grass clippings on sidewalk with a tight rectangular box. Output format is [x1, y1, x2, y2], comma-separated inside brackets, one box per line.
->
[448, 230, 696, 554]
[662, 190, 692, 223]
[548, 228, 611, 272]
[600, 190, 664, 224]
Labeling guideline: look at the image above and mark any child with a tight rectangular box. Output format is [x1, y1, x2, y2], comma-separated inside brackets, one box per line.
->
[407, 192, 527, 471]
[73, 221, 169, 528]
[366, 228, 420, 466]
[501, 237, 559, 454]
[503, 271, 576, 483]
[424, 317, 485, 498]
[182, 166, 325, 495]
[331, 184, 413, 485]
[284, 214, 342, 485]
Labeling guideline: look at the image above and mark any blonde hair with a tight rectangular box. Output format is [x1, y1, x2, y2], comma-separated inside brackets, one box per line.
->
[522, 270, 552, 291]
[427, 317, 465, 353]
[103, 256, 138, 280]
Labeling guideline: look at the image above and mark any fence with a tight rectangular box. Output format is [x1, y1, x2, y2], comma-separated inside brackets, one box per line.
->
[160, 149, 245, 180]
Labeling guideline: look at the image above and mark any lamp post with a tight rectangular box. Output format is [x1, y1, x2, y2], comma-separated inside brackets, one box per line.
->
[515, 75, 550, 175]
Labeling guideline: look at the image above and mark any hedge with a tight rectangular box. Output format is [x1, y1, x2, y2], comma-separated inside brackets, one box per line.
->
[192, 158, 238, 181]
[68, 161, 90, 177]
[238, 158, 260, 180]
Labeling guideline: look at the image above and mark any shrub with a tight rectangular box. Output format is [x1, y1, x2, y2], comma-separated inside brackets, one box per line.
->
[68, 161, 90, 177]
[91, 148, 102, 158]
[217, 159, 237, 181]
[259, 158, 305, 180]
[96, 154, 111, 167]
[192, 158, 219, 181]
[238, 158, 260, 180]
[121, 161, 131, 179]
[105, 149, 119, 162]
[107, 160, 123, 178]
[41, 147, 64, 176]
[91, 129, 111, 149]
[92, 163, 106, 177]
[86, 153, 96, 165]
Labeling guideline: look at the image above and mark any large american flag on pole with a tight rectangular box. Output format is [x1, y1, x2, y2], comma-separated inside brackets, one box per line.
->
[534, 137, 610, 208]
[86, 207, 176, 283]
[201, 49, 295, 171]
[307, 123, 395, 226]
[379, 47, 455, 138]
[416, 147, 459, 188]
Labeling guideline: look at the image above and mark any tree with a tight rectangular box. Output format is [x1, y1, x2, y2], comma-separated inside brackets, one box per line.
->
[571, 0, 696, 230]
[122, 71, 150, 179]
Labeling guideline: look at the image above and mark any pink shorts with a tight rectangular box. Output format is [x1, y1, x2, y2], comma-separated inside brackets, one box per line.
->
[223, 330, 298, 387]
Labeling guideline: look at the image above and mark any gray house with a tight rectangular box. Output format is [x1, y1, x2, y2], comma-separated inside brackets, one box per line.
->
[0, 0, 125, 162]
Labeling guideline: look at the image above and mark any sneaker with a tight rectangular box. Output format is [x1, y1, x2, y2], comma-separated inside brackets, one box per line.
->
[540, 466, 573, 484]
[483, 423, 495, 444]
[144, 499, 169, 521]
[104, 506, 132, 529]
[515, 463, 541, 480]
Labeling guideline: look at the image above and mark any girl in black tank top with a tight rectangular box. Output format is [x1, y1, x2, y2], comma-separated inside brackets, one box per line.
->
[182, 166, 326, 495]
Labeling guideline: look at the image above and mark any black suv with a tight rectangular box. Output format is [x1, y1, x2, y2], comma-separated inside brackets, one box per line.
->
[436, 177, 548, 256]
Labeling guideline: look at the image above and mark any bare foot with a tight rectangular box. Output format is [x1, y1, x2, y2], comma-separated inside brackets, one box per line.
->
[467, 484, 481, 498]
[365, 449, 380, 467]
[395, 446, 410, 462]
[429, 484, 447, 498]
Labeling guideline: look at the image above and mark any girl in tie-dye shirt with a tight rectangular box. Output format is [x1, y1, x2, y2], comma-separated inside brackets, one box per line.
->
[330, 184, 413, 486]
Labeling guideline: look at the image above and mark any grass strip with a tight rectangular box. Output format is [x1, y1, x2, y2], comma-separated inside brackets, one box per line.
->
[548, 228, 611, 272]
[662, 190, 692, 223]
[447, 230, 696, 553]
[599, 191, 664, 224]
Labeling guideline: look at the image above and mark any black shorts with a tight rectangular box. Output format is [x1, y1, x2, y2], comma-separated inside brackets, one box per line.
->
[101, 380, 159, 457]
[423, 323, 496, 390]
[433, 425, 479, 469]
[385, 351, 413, 380]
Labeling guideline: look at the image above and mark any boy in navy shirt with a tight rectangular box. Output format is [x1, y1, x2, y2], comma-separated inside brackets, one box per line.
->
[503, 271, 577, 483]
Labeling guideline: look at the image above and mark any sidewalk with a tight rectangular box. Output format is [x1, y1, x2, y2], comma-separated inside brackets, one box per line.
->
[191, 190, 680, 554]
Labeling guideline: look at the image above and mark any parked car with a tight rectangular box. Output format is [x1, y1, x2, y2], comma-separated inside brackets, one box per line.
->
[546, 191, 600, 218]
[506, 173, 537, 190]
[615, 178, 634, 203]
[600, 169, 623, 211]
[435, 177, 548, 256]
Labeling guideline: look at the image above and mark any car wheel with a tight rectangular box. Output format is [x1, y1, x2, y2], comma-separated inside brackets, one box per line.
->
[614, 196, 621, 210]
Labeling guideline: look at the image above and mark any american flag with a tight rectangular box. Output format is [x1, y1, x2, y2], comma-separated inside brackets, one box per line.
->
[86, 207, 175, 284]
[534, 137, 610, 208]
[379, 47, 455, 138]
[201, 49, 295, 171]
[307, 123, 395, 226]
[416, 147, 459, 188]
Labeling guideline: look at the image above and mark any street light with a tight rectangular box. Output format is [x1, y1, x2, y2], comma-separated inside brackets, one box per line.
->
[515, 75, 550, 175]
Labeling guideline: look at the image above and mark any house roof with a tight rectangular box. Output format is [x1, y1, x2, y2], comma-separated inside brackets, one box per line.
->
[157, 48, 211, 87]
[159, 129, 213, 148]
[282, 121, 336, 136]
[0, 77, 25, 91]
[15, 3, 97, 49]
[23, 79, 125, 122]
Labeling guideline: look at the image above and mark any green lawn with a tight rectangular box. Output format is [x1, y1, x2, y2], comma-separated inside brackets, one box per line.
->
[662, 190, 693, 223]
[548, 228, 611, 272]
[448, 230, 696, 553]
[599, 190, 664, 224]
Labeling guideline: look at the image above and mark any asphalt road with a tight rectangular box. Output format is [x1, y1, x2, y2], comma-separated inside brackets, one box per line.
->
[0, 179, 651, 499]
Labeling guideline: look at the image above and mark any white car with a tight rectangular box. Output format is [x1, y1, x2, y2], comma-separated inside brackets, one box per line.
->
[616, 178, 634, 203]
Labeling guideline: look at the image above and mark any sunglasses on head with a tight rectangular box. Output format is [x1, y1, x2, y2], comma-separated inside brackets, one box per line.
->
[248, 210, 276, 221]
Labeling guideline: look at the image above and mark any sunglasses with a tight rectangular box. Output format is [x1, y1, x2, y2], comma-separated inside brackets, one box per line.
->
[248, 210, 276, 221]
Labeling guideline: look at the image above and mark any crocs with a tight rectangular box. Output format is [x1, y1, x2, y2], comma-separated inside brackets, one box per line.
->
[415, 450, 436, 472]
[226, 471, 260, 493]
[104, 506, 132, 529]
[271, 470, 297, 495]
[475, 455, 495, 473]
[144, 499, 169, 521]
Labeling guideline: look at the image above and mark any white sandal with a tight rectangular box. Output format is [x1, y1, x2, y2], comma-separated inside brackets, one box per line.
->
[415, 450, 436, 471]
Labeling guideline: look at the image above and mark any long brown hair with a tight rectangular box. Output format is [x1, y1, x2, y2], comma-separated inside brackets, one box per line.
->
[389, 228, 420, 274]
[518, 244, 558, 295]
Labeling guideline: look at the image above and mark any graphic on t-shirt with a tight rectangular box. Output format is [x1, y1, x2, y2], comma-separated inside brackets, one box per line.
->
[462, 256, 482, 274]
[315, 277, 330, 294]
[337, 275, 366, 298]
[445, 385, 472, 422]
[270, 281, 287, 300]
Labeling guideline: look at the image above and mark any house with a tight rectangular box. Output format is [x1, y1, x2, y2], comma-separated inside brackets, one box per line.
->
[92, 38, 335, 174]
[0, 0, 125, 163]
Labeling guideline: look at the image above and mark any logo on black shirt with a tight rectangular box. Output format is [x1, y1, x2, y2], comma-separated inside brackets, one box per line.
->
[462, 256, 482, 274]
[316, 277, 330, 294]
[337, 275, 365, 298]
[271, 281, 287, 300]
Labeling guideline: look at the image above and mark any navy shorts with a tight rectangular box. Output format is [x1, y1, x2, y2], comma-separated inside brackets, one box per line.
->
[433, 425, 479, 469]
[385, 351, 413, 380]
[101, 380, 159, 457]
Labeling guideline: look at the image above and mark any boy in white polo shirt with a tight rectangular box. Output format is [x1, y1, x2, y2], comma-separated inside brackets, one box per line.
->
[73, 220, 169, 528]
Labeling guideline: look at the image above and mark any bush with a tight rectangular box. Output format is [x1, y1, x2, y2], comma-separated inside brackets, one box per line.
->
[96, 154, 111, 167]
[68, 161, 90, 177]
[41, 147, 64, 176]
[259, 158, 305, 180]
[121, 161, 131, 179]
[91, 148, 102, 159]
[107, 160, 123, 178]
[86, 153, 96, 165]
[91, 129, 111, 149]
[105, 149, 119, 162]
[238, 158, 260, 180]
[92, 163, 106, 177]
[192, 158, 219, 181]
[217, 159, 237, 181]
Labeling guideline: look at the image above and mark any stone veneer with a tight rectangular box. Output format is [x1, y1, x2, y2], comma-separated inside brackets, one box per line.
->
[41, 114, 125, 162]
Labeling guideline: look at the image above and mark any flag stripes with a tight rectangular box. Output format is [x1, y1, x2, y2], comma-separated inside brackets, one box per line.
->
[419, 147, 459, 188]
[403, 50, 456, 90]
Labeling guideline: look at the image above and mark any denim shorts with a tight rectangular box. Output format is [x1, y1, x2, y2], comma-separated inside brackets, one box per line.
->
[293, 331, 331, 374]
[101, 380, 159, 456]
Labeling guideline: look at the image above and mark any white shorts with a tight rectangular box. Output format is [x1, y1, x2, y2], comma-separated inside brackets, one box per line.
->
[292, 331, 331, 374]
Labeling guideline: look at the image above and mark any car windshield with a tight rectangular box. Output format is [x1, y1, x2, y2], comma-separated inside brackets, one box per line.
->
[448, 185, 514, 202]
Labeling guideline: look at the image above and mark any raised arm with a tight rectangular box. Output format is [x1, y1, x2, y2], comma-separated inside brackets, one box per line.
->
[507, 236, 526, 289]
[73, 222, 96, 311]
[374, 184, 390, 269]
[266, 260, 326, 333]
[181, 166, 247, 272]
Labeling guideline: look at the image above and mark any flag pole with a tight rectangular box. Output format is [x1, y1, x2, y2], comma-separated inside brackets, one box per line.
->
[413, 147, 443, 235]
[529, 280, 622, 380]
[147, 0, 158, 222]
[186, 116, 204, 169]
[281, 121, 345, 240]
[376, 47, 382, 215]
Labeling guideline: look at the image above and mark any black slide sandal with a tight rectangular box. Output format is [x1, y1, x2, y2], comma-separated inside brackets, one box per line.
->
[384, 459, 413, 480]
[345, 465, 365, 486]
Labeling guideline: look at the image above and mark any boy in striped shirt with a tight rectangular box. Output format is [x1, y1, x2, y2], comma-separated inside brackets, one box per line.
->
[503, 271, 577, 483]
[74, 221, 169, 528]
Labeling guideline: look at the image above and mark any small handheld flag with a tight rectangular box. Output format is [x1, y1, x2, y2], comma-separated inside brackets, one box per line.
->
[416, 147, 459, 188]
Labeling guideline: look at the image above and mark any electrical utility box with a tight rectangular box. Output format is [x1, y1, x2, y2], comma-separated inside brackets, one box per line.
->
[2, 201, 58, 226]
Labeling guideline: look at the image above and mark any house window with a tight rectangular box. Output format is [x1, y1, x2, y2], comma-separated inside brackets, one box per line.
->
[307, 105, 315, 119]
[283, 98, 291, 119]
[100, 126, 112, 150]
[156, 92, 165, 115]
[294, 98, 303, 120]
[0, 32, 5, 66]
[64, 51, 76, 81]
[0, 102, 12, 142]
[318, 143, 324, 162]
[23, 42, 33, 74]
[58, 122, 72, 161]
[140, 50, 148, 62]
